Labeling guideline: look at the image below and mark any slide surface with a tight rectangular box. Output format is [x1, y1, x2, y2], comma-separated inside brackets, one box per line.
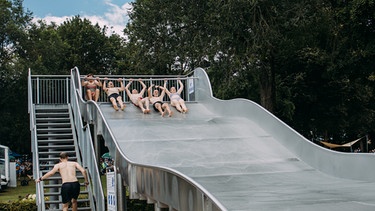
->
[98, 69, 375, 211]
[99, 102, 375, 211]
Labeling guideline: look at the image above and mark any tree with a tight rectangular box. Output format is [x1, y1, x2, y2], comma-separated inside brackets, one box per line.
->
[57, 16, 123, 75]
[125, 0, 214, 75]
[0, 0, 32, 154]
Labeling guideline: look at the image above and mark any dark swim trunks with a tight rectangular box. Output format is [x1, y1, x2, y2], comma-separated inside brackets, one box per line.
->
[61, 181, 80, 204]
[108, 93, 120, 101]
[152, 101, 163, 111]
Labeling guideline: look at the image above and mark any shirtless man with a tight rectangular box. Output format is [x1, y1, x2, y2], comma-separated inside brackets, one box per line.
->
[103, 78, 126, 111]
[165, 79, 188, 113]
[81, 73, 102, 101]
[35, 152, 89, 211]
[148, 82, 173, 117]
[125, 79, 150, 114]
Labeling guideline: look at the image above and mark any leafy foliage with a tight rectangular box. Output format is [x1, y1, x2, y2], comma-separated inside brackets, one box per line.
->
[1, 0, 375, 151]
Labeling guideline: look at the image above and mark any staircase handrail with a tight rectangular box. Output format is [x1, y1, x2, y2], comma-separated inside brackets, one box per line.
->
[28, 69, 45, 211]
[70, 71, 105, 211]
[71, 67, 227, 211]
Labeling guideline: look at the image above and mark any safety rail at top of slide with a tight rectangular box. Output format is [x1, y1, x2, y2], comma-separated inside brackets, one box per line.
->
[70, 67, 228, 211]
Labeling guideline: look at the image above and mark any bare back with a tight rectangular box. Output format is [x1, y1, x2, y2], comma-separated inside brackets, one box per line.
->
[56, 161, 80, 183]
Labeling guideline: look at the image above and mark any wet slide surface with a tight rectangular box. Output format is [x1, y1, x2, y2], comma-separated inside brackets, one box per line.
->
[100, 102, 375, 211]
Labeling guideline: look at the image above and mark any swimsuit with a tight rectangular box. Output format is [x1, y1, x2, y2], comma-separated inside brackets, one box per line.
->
[108, 93, 120, 101]
[170, 93, 182, 101]
[86, 83, 96, 92]
[152, 101, 163, 111]
[86, 83, 97, 96]
[61, 181, 80, 204]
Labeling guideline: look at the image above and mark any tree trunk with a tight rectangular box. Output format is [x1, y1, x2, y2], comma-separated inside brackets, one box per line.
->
[259, 66, 275, 113]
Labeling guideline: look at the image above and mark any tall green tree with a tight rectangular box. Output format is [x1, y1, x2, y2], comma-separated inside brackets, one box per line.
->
[126, 0, 214, 75]
[0, 0, 32, 154]
[57, 16, 124, 75]
[23, 21, 69, 74]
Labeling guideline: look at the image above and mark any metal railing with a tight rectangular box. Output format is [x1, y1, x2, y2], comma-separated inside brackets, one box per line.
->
[30, 75, 71, 104]
[70, 72, 105, 211]
[29, 74, 197, 105]
[28, 70, 45, 211]
[80, 75, 197, 103]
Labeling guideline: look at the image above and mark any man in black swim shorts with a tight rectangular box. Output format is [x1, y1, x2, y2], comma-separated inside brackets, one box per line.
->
[36, 152, 89, 211]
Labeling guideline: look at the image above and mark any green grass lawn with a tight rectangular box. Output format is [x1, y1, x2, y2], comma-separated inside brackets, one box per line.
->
[0, 179, 36, 203]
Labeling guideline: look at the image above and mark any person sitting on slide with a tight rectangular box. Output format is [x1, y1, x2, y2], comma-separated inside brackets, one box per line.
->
[125, 79, 150, 114]
[102, 78, 126, 111]
[164, 79, 188, 113]
[81, 73, 102, 101]
[148, 81, 173, 117]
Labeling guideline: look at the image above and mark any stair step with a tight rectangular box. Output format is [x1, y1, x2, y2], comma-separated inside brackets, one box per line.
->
[36, 118, 70, 123]
[44, 183, 88, 188]
[44, 190, 89, 196]
[36, 112, 69, 117]
[39, 151, 76, 155]
[39, 145, 75, 149]
[38, 139, 74, 144]
[35, 107, 68, 112]
[36, 122, 72, 127]
[39, 157, 77, 162]
[45, 199, 90, 204]
[37, 133, 73, 138]
[39, 160, 77, 166]
[37, 128, 72, 132]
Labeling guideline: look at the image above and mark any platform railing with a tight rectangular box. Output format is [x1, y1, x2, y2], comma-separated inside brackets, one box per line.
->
[30, 75, 71, 104]
[28, 70, 46, 211]
[79, 75, 197, 103]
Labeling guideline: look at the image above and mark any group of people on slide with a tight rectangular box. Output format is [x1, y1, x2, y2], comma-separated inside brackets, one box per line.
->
[81, 74, 188, 117]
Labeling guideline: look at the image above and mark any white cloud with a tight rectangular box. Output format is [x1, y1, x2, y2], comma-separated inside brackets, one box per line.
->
[32, 1, 132, 38]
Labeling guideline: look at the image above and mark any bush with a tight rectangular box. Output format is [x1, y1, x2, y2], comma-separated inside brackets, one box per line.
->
[0, 200, 37, 211]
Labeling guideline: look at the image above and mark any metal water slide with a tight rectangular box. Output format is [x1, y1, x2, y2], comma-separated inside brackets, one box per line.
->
[76, 68, 375, 211]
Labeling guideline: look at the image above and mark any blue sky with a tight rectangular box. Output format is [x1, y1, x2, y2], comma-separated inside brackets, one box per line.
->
[23, 0, 133, 37]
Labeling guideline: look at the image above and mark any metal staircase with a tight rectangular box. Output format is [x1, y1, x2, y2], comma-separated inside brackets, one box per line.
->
[35, 105, 92, 211]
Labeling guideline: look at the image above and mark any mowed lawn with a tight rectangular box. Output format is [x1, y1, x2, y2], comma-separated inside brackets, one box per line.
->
[0, 179, 36, 203]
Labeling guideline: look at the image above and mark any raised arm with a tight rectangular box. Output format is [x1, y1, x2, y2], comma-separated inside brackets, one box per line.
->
[164, 79, 171, 96]
[125, 79, 133, 96]
[177, 80, 184, 94]
[158, 81, 167, 98]
[118, 78, 125, 91]
[139, 79, 147, 96]
[102, 78, 108, 91]
[81, 76, 88, 87]
[95, 77, 102, 87]
[148, 84, 154, 98]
